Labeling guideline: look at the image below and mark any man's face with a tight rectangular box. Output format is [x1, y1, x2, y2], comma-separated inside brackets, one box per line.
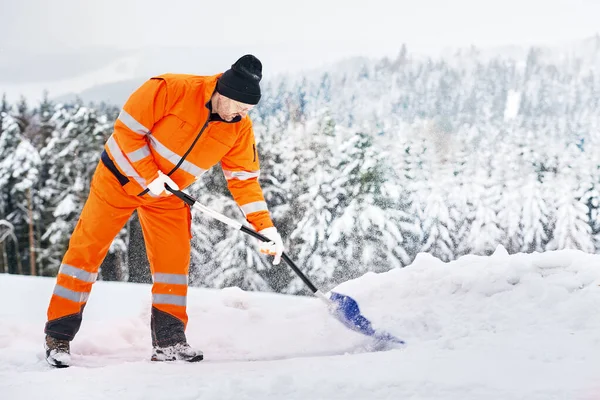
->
[215, 94, 254, 121]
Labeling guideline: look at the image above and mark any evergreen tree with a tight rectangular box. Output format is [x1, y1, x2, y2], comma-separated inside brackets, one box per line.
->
[494, 131, 526, 254]
[411, 126, 458, 262]
[0, 112, 37, 273]
[548, 174, 594, 252]
[546, 144, 595, 252]
[287, 110, 341, 291]
[464, 139, 505, 255]
[14, 96, 31, 133]
[328, 131, 414, 282]
[38, 105, 113, 275]
[32, 91, 55, 148]
[2, 40, 600, 293]
[520, 171, 552, 253]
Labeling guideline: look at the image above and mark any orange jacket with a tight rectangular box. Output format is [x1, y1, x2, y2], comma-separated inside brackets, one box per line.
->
[103, 73, 273, 230]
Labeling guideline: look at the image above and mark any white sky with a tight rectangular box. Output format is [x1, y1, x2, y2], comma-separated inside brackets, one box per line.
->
[0, 0, 599, 102]
[1, 0, 599, 55]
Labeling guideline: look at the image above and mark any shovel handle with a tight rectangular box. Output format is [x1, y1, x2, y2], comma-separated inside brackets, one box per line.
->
[165, 184, 322, 295]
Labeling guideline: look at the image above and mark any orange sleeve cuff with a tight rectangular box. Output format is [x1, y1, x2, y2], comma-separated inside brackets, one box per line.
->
[247, 210, 274, 231]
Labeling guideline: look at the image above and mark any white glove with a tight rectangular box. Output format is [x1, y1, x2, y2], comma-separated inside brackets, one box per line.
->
[258, 227, 284, 265]
[147, 171, 179, 196]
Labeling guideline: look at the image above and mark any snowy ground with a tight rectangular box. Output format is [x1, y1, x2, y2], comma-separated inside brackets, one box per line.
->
[1, 247, 600, 399]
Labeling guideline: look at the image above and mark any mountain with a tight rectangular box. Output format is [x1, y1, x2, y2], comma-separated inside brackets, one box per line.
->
[52, 78, 145, 107]
[1, 46, 252, 104]
[12, 35, 597, 107]
[2, 42, 406, 105]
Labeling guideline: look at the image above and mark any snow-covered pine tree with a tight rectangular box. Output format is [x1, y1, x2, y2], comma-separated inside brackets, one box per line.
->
[0, 112, 38, 273]
[463, 134, 506, 256]
[0, 94, 9, 130]
[0, 97, 12, 274]
[287, 109, 343, 292]
[30, 91, 55, 149]
[250, 116, 298, 292]
[327, 130, 414, 282]
[187, 165, 229, 287]
[494, 126, 526, 254]
[387, 122, 426, 259]
[439, 124, 472, 257]
[38, 104, 117, 276]
[200, 191, 272, 292]
[411, 123, 458, 262]
[0, 108, 18, 217]
[582, 124, 600, 252]
[520, 167, 552, 253]
[1, 40, 599, 284]
[546, 143, 595, 252]
[14, 96, 31, 134]
[187, 110, 290, 291]
[5, 138, 41, 274]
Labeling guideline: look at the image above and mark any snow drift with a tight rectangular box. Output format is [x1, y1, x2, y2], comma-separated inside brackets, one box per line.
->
[1, 247, 600, 399]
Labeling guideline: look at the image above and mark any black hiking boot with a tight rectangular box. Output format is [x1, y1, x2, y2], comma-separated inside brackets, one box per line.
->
[44, 335, 71, 368]
[151, 342, 203, 362]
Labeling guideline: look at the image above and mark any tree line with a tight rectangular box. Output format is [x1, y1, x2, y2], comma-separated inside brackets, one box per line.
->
[1, 40, 600, 293]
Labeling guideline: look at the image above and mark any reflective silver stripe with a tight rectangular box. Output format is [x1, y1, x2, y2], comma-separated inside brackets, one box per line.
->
[223, 169, 260, 181]
[53, 285, 90, 303]
[240, 201, 268, 216]
[148, 135, 207, 177]
[127, 145, 151, 163]
[153, 273, 188, 285]
[58, 264, 97, 283]
[106, 135, 148, 189]
[152, 294, 186, 306]
[118, 109, 150, 136]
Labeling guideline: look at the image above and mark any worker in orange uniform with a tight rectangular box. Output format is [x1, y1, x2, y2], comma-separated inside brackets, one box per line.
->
[43, 55, 284, 368]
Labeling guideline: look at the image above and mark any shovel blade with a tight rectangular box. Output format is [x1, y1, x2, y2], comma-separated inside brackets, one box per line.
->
[329, 292, 405, 345]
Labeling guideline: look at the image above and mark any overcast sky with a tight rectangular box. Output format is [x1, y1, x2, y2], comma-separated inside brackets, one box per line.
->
[2, 0, 599, 55]
[1, 0, 599, 102]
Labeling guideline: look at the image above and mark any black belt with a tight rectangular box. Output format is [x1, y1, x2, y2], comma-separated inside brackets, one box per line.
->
[100, 151, 156, 197]
[101, 150, 130, 186]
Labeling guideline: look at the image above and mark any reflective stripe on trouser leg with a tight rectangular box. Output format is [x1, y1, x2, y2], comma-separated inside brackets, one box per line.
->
[45, 163, 138, 341]
[138, 196, 191, 346]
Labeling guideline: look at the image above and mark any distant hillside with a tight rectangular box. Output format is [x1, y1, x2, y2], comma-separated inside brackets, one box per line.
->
[2, 46, 251, 104]
[4, 42, 390, 104]
[53, 78, 145, 107]
[44, 35, 600, 108]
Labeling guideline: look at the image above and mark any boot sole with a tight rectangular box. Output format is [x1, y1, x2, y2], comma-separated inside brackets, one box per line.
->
[151, 354, 204, 362]
[46, 357, 70, 368]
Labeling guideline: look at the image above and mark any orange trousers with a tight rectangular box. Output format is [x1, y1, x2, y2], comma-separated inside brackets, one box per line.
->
[45, 161, 192, 347]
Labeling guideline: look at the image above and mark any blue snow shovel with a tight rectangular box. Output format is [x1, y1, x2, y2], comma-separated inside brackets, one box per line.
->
[166, 185, 405, 346]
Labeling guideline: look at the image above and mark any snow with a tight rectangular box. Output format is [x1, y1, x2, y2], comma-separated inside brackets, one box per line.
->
[1, 248, 600, 399]
[53, 194, 78, 218]
[504, 90, 521, 121]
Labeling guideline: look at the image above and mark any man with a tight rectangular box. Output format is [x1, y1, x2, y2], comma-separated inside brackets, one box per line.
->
[44, 54, 284, 368]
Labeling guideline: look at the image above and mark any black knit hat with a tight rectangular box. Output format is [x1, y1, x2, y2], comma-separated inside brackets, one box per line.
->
[216, 54, 262, 105]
